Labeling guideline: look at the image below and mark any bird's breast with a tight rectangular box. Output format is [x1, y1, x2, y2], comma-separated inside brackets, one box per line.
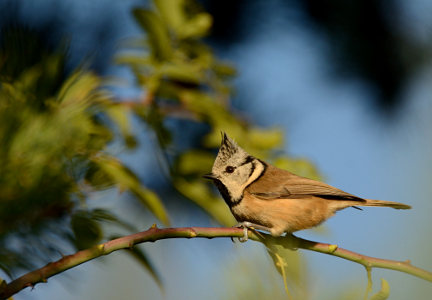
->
[231, 191, 336, 235]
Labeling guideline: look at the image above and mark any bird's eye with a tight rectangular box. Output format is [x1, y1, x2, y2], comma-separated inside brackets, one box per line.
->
[225, 166, 235, 173]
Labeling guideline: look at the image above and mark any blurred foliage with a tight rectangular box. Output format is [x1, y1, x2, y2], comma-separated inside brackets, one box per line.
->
[0, 26, 168, 277]
[109, 233, 163, 291]
[117, 0, 321, 227]
[266, 241, 309, 300]
[221, 254, 293, 300]
[219, 245, 308, 300]
[0, 0, 326, 297]
[370, 279, 390, 300]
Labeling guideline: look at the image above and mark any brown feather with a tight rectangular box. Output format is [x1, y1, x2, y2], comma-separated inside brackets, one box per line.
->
[235, 164, 411, 236]
[247, 164, 365, 202]
[231, 192, 340, 235]
[361, 199, 411, 209]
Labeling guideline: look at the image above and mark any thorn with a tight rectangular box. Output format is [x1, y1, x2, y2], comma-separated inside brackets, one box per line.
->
[25, 282, 34, 289]
[57, 250, 65, 258]
[149, 223, 158, 230]
[189, 230, 197, 238]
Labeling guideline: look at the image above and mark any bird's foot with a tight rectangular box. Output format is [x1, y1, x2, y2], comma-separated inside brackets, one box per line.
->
[232, 222, 271, 243]
[231, 223, 249, 243]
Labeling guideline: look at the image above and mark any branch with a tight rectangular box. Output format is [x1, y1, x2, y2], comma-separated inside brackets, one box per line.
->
[1, 226, 430, 299]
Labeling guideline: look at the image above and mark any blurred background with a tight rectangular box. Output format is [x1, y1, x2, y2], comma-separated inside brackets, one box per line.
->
[1, 0, 432, 299]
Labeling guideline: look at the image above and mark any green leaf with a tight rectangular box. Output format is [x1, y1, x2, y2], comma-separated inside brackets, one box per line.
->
[370, 279, 390, 300]
[115, 55, 152, 68]
[160, 63, 202, 84]
[105, 104, 131, 136]
[107, 234, 163, 290]
[92, 155, 140, 192]
[176, 150, 214, 175]
[179, 13, 212, 39]
[265, 241, 307, 300]
[130, 186, 171, 226]
[57, 71, 100, 107]
[266, 243, 303, 286]
[133, 8, 172, 61]
[273, 157, 322, 181]
[135, 105, 172, 148]
[154, 0, 186, 32]
[179, 90, 241, 129]
[71, 211, 103, 250]
[154, 0, 211, 39]
[213, 62, 237, 77]
[127, 245, 164, 290]
[247, 128, 283, 149]
[92, 155, 170, 225]
[173, 178, 234, 226]
[105, 104, 137, 148]
[0, 260, 14, 279]
[91, 209, 137, 232]
[85, 161, 116, 189]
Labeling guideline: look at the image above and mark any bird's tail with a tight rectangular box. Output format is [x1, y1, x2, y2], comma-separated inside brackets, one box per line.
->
[360, 199, 411, 210]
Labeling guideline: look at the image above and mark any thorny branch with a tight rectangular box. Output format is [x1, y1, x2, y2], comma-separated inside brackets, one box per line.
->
[1, 226, 431, 299]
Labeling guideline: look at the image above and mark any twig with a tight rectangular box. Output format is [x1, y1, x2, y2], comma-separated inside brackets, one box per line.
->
[363, 267, 373, 300]
[0, 226, 430, 299]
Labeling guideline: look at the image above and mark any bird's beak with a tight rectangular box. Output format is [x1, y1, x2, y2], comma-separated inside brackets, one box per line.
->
[203, 173, 217, 180]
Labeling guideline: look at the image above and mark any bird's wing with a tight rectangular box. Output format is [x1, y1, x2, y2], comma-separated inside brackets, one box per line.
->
[247, 164, 365, 202]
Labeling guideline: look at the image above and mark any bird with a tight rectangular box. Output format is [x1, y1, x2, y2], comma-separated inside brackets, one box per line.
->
[203, 133, 411, 241]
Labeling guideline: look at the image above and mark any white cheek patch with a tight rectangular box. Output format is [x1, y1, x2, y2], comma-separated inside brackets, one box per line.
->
[241, 161, 265, 190]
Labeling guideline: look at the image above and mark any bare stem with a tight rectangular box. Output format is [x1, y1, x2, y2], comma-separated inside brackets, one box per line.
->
[0, 226, 430, 299]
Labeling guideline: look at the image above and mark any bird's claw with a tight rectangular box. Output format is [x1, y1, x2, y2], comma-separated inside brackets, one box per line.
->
[238, 226, 249, 242]
[231, 223, 249, 243]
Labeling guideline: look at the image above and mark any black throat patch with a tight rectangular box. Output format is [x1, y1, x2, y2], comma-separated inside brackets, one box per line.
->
[213, 179, 243, 207]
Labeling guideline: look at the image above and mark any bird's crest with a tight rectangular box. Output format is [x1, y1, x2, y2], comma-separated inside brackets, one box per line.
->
[215, 132, 240, 165]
